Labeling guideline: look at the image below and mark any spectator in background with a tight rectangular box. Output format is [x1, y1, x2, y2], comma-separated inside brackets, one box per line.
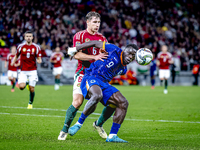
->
[171, 52, 181, 84]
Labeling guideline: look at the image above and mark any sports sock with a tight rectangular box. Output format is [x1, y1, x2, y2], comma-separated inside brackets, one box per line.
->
[57, 79, 60, 84]
[55, 78, 57, 84]
[165, 80, 168, 89]
[96, 105, 115, 127]
[29, 91, 35, 104]
[151, 79, 155, 86]
[62, 105, 78, 133]
[160, 80, 163, 86]
[12, 81, 16, 89]
[110, 122, 121, 135]
[78, 113, 88, 124]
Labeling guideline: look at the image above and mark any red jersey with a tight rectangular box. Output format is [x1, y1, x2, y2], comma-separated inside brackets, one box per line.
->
[16, 42, 42, 71]
[157, 52, 172, 69]
[6, 53, 18, 71]
[73, 30, 107, 74]
[50, 52, 64, 68]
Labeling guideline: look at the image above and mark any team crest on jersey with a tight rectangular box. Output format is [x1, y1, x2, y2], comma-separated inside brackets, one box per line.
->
[23, 48, 26, 52]
[76, 41, 80, 46]
[77, 83, 81, 87]
[32, 48, 35, 53]
[10, 57, 12, 59]
[90, 80, 96, 83]
[161, 56, 164, 58]
[85, 38, 90, 42]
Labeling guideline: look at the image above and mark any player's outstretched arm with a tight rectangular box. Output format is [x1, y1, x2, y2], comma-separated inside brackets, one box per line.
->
[68, 41, 107, 61]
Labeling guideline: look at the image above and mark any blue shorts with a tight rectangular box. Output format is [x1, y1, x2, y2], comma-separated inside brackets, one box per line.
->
[81, 75, 119, 106]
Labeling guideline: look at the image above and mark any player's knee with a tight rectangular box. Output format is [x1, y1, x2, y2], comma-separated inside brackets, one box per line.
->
[72, 95, 84, 109]
[92, 93, 103, 103]
[120, 99, 129, 110]
[30, 87, 35, 93]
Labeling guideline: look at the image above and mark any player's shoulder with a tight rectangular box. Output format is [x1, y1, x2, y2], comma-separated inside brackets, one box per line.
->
[157, 52, 163, 57]
[166, 52, 172, 57]
[17, 42, 26, 49]
[32, 43, 40, 47]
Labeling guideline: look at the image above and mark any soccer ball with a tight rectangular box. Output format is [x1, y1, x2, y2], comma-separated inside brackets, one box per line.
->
[135, 48, 153, 65]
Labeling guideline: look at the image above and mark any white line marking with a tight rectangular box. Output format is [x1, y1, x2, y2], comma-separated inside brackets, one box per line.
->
[0, 106, 200, 124]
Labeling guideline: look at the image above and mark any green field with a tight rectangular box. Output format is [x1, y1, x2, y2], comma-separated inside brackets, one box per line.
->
[0, 85, 200, 150]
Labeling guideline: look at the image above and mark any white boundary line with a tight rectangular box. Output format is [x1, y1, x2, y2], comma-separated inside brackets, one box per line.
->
[0, 106, 200, 124]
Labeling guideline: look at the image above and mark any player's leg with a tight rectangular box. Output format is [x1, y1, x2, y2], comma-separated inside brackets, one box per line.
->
[159, 69, 164, 87]
[27, 71, 38, 109]
[68, 85, 103, 136]
[105, 91, 129, 143]
[58, 74, 84, 140]
[18, 71, 27, 90]
[151, 75, 155, 89]
[164, 70, 170, 94]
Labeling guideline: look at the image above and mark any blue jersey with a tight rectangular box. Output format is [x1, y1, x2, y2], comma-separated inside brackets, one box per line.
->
[85, 44, 127, 82]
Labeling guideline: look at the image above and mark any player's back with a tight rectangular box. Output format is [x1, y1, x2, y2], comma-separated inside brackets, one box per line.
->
[85, 44, 127, 82]
[17, 42, 41, 71]
[73, 30, 107, 74]
[157, 52, 172, 69]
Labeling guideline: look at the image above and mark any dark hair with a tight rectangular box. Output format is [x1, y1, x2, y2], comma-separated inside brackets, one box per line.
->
[125, 44, 139, 51]
[24, 30, 33, 35]
[85, 11, 101, 21]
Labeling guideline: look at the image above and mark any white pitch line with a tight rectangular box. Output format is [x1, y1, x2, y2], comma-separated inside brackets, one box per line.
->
[0, 106, 200, 124]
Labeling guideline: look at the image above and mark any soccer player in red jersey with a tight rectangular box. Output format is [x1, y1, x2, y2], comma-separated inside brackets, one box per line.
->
[58, 12, 114, 140]
[11, 31, 42, 109]
[4, 46, 20, 92]
[157, 45, 173, 94]
[50, 47, 64, 90]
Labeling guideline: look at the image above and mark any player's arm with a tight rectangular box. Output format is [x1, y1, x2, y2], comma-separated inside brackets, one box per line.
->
[37, 57, 42, 64]
[4, 61, 7, 68]
[11, 55, 19, 66]
[50, 57, 57, 63]
[14, 60, 20, 67]
[68, 41, 108, 61]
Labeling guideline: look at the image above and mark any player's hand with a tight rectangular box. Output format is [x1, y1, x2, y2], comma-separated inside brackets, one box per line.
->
[68, 47, 77, 57]
[94, 52, 108, 61]
[14, 64, 18, 67]
[10, 62, 14, 66]
[54, 60, 57, 63]
[99, 48, 107, 54]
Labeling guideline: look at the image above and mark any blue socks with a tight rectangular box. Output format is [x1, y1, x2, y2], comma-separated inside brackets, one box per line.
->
[110, 122, 121, 134]
[78, 113, 88, 124]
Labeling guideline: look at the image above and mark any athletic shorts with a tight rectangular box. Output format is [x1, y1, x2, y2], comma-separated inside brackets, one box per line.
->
[7, 70, 17, 78]
[80, 75, 119, 106]
[18, 70, 38, 87]
[53, 67, 63, 76]
[73, 74, 84, 95]
[159, 69, 170, 79]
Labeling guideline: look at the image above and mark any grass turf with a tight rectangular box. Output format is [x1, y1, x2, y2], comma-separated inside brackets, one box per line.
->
[0, 85, 200, 150]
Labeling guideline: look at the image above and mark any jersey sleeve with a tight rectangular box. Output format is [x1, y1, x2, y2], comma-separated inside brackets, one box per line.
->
[16, 45, 22, 57]
[73, 33, 81, 47]
[50, 53, 54, 60]
[6, 54, 10, 61]
[36, 45, 42, 57]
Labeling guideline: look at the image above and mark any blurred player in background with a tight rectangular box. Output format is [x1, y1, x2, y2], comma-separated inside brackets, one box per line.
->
[4, 46, 20, 92]
[58, 11, 113, 140]
[150, 53, 156, 89]
[68, 41, 138, 143]
[157, 45, 173, 94]
[11, 31, 42, 109]
[50, 47, 64, 90]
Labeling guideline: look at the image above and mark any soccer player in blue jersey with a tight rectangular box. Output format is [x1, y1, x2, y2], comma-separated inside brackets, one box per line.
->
[150, 53, 157, 89]
[67, 41, 138, 143]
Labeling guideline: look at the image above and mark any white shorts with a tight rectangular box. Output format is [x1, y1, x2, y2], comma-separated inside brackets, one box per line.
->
[53, 67, 63, 76]
[7, 70, 17, 78]
[18, 70, 38, 87]
[73, 74, 84, 95]
[159, 69, 170, 79]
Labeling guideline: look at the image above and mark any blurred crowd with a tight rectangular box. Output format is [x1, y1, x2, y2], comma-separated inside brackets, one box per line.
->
[0, 0, 200, 71]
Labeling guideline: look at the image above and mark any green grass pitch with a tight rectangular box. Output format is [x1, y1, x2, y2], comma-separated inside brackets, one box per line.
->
[0, 85, 200, 150]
